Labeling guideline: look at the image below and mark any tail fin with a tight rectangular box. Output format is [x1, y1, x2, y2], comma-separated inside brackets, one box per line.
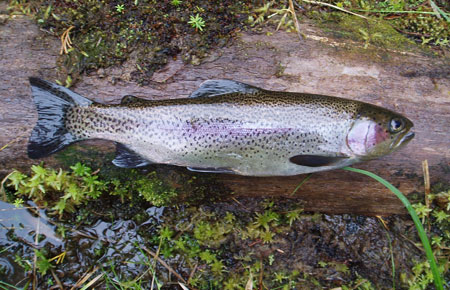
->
[28, 78, 93, 159]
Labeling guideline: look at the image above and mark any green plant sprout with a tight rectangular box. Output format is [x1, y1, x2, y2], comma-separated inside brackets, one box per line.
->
[171, 0, 182, 6]
[115, 4, 125, 13]
[13, 197, 24, 207]
[188, 14, 205, 31]
[341, 166, 443, 290]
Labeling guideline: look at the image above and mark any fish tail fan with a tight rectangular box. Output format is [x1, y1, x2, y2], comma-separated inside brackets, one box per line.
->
[27, 77, 93, 159]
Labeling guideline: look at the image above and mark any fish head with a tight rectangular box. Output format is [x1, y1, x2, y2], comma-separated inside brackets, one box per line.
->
[345, 104, 414, 160]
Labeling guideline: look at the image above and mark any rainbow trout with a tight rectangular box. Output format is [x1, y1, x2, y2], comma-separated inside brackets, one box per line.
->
[28, 78, 414, 176]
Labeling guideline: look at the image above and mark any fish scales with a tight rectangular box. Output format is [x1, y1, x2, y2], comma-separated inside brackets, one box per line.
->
[67, 92, 357, 175]
[28, 78, 414, 176]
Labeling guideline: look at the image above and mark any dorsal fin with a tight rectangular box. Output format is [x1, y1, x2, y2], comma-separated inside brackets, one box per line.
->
[189, 80, 261, 98]
[112, 143, 152, 168]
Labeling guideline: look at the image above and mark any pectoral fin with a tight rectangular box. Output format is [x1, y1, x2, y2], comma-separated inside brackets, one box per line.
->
[187, 167, 235, 174]
[289, 155, 349, 167]
[112, 143, 152, 168]
[189, 80, 261, 98]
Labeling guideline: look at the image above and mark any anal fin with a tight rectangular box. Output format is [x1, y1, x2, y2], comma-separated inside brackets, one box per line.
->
[112, 143, 152, 168]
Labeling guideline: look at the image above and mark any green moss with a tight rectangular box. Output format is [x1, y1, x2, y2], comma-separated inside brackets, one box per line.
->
[314, 12, 418, 52]
[54, 144, 229, 207]
[394, 14, 449, 47]
[135, 172, 177, 206]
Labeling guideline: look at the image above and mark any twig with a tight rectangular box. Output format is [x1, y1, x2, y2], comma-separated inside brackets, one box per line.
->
[392, 26, 431, 38]
[378, 219, 395, 289]
[0, 133, 28, 152]
[150, 236, 163, 290]
[422, 160, 431, 231]
[258, 258, 263, 290]
[245, 271, 253, 290]
[301, 0, 369, 20]
[0, 172, 14, 201]
[187, 263, 198, 285]
[377, 216, 389, 230]
[32, 216, 41, 290]
[142, 246, 187, 284]
[50, 269, 64, 290]
[288, 0, 302, 40]
[79, 273, 103, 290]
[230, 196, 248, 210]
[70, 266, 100, 290]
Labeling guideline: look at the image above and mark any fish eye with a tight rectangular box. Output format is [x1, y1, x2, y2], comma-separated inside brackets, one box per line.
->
[389, 118, 405, 133]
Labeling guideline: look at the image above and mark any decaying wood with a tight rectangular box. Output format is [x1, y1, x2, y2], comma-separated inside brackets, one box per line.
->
[0, 14, 449, 215]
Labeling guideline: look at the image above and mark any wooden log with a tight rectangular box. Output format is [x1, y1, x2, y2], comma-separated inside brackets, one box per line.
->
[0, 15, 449, 215]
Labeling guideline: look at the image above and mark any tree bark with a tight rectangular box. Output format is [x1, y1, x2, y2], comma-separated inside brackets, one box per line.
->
[0, 14, 448, 215]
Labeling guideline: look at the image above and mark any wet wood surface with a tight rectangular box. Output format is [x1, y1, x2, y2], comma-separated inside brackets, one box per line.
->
[0, 11, 449, 215]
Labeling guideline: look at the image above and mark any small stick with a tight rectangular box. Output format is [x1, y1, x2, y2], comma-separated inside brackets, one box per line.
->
[150, 236, 163, 290]
[0, 133, 28, 152]
[32, 217, 41, 290]
[422, 160, 431, 230]
[288, 0, 302, 40]
[187, 263, 198, 284]
[258, 258, 263, 290]
[301, 0, 369, 20]
[50, 269, 64, 290]
[70, 266, 100, 290]
[142, 246, 187, 284]
[0, 172, 14, 201]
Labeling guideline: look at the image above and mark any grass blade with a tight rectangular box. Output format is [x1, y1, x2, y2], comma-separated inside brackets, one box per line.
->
[429, 0, 450, 22]
[342, 166, 443, 290]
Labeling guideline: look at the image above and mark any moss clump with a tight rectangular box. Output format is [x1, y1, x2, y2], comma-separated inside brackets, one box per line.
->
[394, 14, 449, 47]
[303, 0, 449, 52]
[135, 171, 177, 206]
[54, 144, 226, 206]
[3, 162, 180, 215]
[313, 12, 417, 52]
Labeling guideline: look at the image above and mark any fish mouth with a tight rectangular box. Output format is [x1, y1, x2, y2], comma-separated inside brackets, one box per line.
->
[395, 131, 415, 148]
